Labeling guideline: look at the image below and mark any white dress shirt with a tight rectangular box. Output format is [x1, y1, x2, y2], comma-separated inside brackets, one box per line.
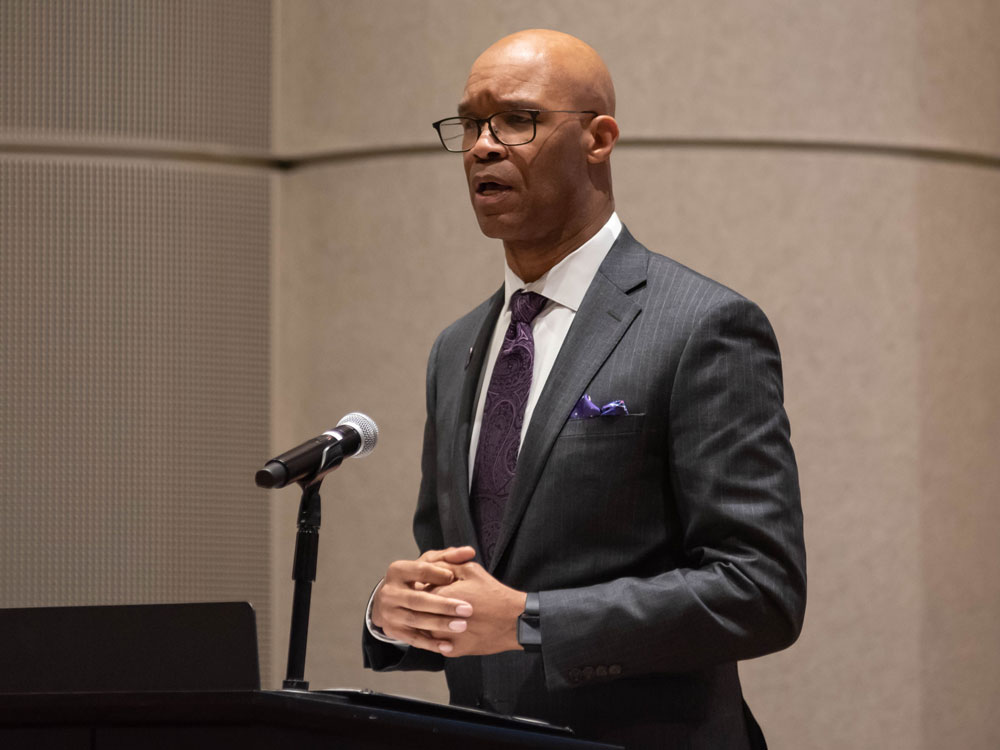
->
[367, 212, 623, 644]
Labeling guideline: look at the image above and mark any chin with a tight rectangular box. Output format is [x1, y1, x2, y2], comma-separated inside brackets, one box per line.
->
[477, 225, 506, 240]
[474, 215, 507, 240]
[474, 211, 524, 242]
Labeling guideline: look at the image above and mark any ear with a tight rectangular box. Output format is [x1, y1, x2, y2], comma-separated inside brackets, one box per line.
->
[585, 115, 619, 164]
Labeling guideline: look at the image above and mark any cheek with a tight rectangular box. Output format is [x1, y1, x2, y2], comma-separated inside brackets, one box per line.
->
[524, 167, 574, 208]
[523, 143, 583, 197]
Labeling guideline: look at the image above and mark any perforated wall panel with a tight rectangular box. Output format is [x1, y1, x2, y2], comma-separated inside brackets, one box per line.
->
[0, 156, 272, 675]
[0, 0, 271, 151]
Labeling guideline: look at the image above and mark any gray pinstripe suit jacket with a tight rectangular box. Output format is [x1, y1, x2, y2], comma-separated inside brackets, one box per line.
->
[364, 227, 806, 749]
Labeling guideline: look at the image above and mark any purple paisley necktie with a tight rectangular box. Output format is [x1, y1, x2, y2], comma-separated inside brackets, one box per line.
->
[470, 290, 548, 566]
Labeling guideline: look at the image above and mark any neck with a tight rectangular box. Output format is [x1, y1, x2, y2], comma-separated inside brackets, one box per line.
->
[503, 206, 614, 283]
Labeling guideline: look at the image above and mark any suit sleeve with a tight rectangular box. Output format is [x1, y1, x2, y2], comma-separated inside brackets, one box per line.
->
[362, 334, 447, 673]
[539, 297, 806, 691]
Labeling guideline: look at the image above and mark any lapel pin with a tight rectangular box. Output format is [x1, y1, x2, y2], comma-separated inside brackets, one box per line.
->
[465, 346, 474, 370]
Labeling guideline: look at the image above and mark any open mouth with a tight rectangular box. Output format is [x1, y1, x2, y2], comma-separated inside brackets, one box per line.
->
[476, 181, 512, 195]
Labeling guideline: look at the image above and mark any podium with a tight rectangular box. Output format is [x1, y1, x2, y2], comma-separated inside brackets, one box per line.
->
[0, 603, 621, 750]
[0, 690, 622, 749]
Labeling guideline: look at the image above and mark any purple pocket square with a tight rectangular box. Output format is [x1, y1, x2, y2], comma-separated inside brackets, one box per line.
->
[569, 393, 629, 420]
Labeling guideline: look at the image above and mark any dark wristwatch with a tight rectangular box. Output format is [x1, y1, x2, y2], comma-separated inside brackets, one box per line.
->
[516, 592, 541, 652]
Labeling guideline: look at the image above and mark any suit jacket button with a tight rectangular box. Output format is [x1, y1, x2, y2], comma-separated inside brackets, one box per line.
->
[609, 664, 622, 676]
[595, 665, 608, 678]
[582, 666, 595, 681]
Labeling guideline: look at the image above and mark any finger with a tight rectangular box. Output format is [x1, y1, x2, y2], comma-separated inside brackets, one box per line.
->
[385, 559, 457, 587]
[385, 608, 471, 635]
[438, 546, 477, 564]
[387, 626, 456, 655]
[411, 561, 459, 586]
[421, 546, 476, 564]
[434, 559, 485, 583]
[386, 587, 473, 618]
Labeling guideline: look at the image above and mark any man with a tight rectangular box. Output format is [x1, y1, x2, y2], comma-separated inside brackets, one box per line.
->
[363, 29, 806, 750]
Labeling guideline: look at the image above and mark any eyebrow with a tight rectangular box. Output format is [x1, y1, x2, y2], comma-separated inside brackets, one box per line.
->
[457, 99, 544, 116]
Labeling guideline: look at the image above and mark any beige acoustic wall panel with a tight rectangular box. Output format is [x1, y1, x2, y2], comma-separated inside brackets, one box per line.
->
[274, 0, 1000, 158]
[913, 163, 1000, 749]
[1, 0, 274, 681]
[0, 0, 271, 152]
[0, 156, 272, 668]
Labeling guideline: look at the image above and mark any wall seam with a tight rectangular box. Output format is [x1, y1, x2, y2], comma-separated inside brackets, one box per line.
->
[5, 138, 998, 172]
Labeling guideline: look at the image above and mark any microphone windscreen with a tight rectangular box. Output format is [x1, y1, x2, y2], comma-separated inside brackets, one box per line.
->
[337, 412, 378, 457]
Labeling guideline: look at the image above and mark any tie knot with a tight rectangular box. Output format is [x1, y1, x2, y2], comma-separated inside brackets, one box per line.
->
[509, 290, 547, 325]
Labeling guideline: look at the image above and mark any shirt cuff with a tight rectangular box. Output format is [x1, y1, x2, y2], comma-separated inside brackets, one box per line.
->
[365, 579, 408, 647]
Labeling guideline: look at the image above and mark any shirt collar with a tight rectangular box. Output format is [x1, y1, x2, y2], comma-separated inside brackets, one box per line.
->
[503, 212, 622, 313]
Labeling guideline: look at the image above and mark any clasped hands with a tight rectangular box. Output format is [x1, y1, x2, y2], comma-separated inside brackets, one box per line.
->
[371, 546, 526, 657]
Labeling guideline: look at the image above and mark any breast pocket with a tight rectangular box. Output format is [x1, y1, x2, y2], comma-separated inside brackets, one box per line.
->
[558, 413, 647, 439]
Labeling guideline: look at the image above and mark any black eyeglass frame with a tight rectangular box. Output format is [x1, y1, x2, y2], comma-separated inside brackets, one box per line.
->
[431, 109, 600, 152]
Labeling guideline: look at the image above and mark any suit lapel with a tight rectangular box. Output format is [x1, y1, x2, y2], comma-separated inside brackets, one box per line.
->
[449, 288, 504, 551]
[488, 229, 649, 572]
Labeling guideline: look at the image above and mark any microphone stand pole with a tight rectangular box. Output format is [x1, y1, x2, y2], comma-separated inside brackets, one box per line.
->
[283, 478, 322, 690]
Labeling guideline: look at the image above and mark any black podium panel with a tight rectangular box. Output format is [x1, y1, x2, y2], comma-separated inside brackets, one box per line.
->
[0, 602, 259, 693]
[0, 691, 623, 750]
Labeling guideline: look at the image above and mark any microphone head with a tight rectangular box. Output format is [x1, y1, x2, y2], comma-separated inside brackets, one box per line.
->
[337, 412, 378, 457]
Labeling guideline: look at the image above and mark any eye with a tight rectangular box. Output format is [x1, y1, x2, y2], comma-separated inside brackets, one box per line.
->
[501, 111, 533, 126]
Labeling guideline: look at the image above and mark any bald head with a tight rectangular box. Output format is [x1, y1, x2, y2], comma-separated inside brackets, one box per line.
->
[470, 30, 616, 116]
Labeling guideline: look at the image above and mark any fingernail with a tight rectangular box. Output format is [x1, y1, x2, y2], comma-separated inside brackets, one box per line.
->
[455, 603, 473, 617]
[439, 642, 453, 654]
[448, 620, 467, 632]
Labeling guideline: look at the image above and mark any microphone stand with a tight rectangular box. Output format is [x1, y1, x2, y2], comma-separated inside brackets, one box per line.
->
[283, 477, 323, 690]
[260, 414, 377, 691]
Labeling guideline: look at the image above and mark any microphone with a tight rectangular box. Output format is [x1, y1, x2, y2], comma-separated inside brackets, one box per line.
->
[255, 412, 378, 489]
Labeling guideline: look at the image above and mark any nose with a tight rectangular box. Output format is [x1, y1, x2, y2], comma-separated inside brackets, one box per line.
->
[468, 122, 505, 161]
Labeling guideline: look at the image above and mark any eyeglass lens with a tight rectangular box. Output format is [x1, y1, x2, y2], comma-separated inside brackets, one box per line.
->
[437, 110, 536, 151]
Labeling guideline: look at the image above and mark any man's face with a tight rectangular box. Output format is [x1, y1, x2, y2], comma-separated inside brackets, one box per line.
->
[459, 52, 593, 248]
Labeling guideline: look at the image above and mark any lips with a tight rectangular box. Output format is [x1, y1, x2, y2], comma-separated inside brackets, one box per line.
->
[470, 173, 516, 211]
[472, 172, 514, 193]
[476, 181, 511, 195]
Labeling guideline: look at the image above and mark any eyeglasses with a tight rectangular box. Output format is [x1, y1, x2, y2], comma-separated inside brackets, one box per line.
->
[431, 109, 599, 152]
